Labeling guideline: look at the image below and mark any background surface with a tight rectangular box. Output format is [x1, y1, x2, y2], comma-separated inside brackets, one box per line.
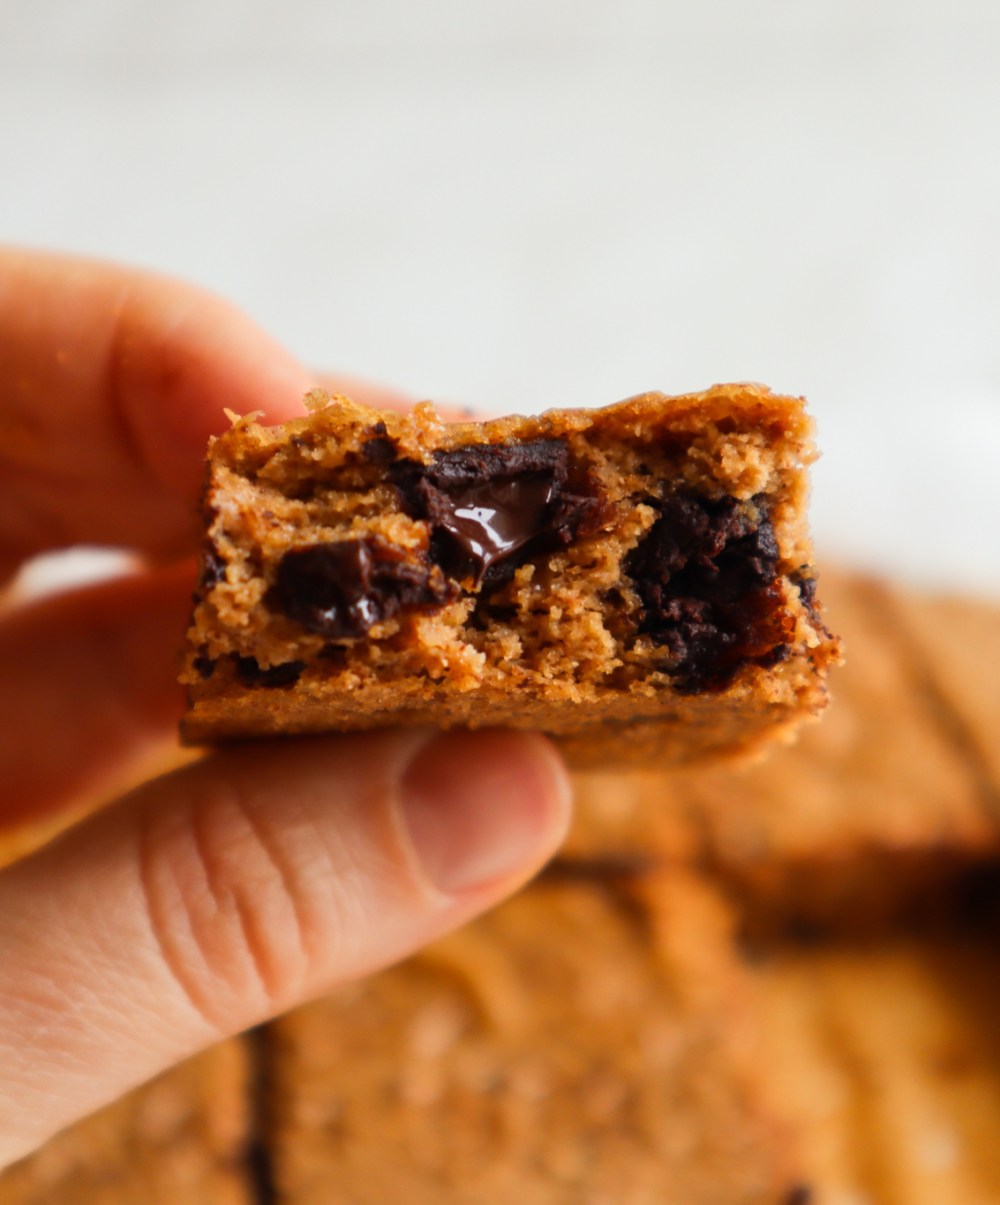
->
[3, 0, 998, 593]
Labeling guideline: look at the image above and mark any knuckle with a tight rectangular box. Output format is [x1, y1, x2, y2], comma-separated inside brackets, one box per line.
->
[136, 776, 326, 1030]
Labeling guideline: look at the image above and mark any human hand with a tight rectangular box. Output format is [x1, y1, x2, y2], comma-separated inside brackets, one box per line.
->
[0, 248, 571, 1168]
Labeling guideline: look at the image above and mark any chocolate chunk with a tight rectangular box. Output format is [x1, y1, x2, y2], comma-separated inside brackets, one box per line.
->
[428, 439, 569, 487]
[269, 538, 457, 638]
[433, 471, 558, 583]
[392, 438, 605, 590]
[362, 421, 398, 466]
[234, 656, 306, 688]
[625, 494, 790, 692]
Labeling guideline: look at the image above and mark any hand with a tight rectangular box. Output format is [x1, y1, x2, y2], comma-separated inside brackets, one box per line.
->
[0, 248, 571, 1168]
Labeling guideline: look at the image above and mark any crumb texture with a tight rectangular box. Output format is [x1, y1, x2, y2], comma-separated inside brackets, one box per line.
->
[182, 385, 841, 761]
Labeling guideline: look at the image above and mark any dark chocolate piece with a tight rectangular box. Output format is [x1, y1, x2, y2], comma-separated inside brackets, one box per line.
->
[626, 494, 790, 692]
[392, 439, 605, 591]
[362, 420, 398, 466]
[269, 538, 456, 639]
[235, 656, 307, 688]
[432, 472, 558, 584]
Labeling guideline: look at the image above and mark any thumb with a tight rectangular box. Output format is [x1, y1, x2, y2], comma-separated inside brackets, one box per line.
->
[0, 729, 570, 1167]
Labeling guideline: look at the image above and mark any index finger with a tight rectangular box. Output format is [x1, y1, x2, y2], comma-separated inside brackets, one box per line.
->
[0, 247, 313, 569]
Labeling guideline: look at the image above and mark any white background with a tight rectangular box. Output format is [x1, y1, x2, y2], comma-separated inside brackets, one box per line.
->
[2, 0, 998, 595]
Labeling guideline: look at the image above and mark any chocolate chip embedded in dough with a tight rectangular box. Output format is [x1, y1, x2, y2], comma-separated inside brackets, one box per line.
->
[269, 538, 457, 639]
[626, 494, 791, 692]
[432, 471, 560, 585]
[391, 438, 606, 590]
[362, 421, 399, 466]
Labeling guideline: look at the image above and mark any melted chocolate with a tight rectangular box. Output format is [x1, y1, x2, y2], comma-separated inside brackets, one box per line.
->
[626, 494, 790, 692]
[269, 538, 456, 638]
[392, 439, 604, 590]
[433, 472, 558, 583]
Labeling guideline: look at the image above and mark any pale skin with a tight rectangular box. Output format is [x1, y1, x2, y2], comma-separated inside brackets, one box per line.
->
[0, 248, 572, 1168]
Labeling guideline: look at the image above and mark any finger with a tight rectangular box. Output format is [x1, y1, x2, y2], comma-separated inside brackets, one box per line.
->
[0, 248, 315, 569]
[0, 728, 571, 1166]
[0, 248, 433, 580]
[0, 562, 194, 830]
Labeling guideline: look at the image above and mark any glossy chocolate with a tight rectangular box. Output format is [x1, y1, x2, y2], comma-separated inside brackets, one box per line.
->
[392, 439, 605, 589]
[432, 472, 558, 584]
[269, 538, 455, 638]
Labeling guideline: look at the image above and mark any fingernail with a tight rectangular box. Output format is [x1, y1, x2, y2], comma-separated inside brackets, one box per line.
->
[399, 731, 570, 895]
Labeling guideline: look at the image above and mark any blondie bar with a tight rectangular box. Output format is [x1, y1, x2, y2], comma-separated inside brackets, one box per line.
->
[182, 385, 840, 764]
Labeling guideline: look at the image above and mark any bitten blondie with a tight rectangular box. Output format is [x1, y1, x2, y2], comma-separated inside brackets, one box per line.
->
[181, 385, 841, 764]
